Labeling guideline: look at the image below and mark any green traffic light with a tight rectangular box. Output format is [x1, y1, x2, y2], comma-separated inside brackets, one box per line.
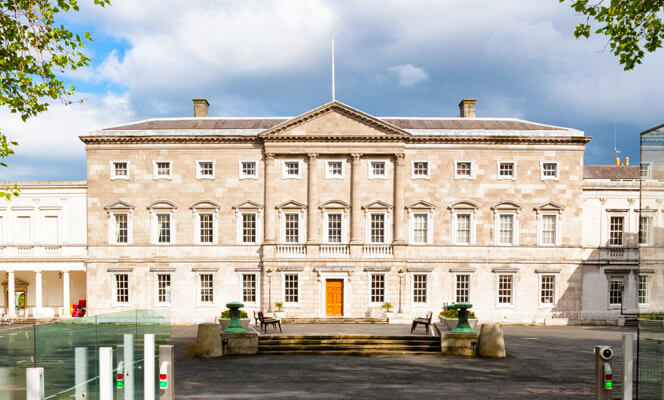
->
[117, 381, 124, 388]
[605, 381, 613, 389]
[160, 381, 168, 389]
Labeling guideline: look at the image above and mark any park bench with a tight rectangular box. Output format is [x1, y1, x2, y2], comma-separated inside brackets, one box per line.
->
[410, 311, 432, 334]
[257, 311, 282, 334]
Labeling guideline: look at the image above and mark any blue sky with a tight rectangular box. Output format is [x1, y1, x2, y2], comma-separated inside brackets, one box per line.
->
[1, 0, 662, 181]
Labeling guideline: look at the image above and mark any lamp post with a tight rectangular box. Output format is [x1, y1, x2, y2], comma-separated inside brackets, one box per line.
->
[397, 269, 404, 314]
[267, 268, 273, 313]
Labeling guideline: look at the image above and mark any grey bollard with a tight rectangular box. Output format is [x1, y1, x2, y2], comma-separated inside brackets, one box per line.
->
[26, 367, 44, 400]
[478, 323, 506, 358]
[74, 347, 87, 400]
[159, 345, 174, 400]
[195, 323, 222, 358]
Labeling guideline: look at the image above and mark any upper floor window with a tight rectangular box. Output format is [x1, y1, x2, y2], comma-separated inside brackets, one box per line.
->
[190, 200, 220, 245]
[535, 201, 564, 246]
[455, 161, 474, 179]
[242, 213, 257, 243]
[540, 215, 557, 245]
[497, 161, 516, 180]
[199, 213, 214, 243]
[640, 215, 653, 245]
[498, 215, 515, 245]
[407, 201, 435, 245]
[111, 161, 130, 180]
[370, 213, 385, 243]
[104, 200, 135, 245]
[540, 162, 559, 180]
[412, 214, 428, 244]
[196, 160, 215, 179]
[411, 161, 430, 179]
[239, 161, 257, 179]
[157, 214, 171, 243]
[450, 200, 479, 245]
[115, 214, 128, 244]
[492, 201, 520, 246]
[149, 200, 178, 245]
[609, 216, 624, 246]
[233, 200, 263, 245]
[326, 213, 342, 243]
[153, 161, 171, 179]
[640, 163, 651, 178]
[369, 160, 387, 179]
[282, 160, 301, 179]
[285, 213, 300, 243]
[326, 160, 344, 179]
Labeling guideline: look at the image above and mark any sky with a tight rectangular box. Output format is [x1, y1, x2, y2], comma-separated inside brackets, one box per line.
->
[1, 0, 662, 181]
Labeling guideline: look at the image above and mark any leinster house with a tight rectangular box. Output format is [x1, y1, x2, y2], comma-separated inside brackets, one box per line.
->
[1, 99, 660, 324]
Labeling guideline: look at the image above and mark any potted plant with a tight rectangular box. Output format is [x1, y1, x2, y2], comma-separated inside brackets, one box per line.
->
[273, 302, 285, 319]
[381, 302, 394, 321]
[218, 309, 250, 330]
[439, 308, 478, 331]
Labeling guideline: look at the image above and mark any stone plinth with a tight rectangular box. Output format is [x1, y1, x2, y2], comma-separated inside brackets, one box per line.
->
[441, 332, 479, 357]
[221, 332, 260, 356]
[478, 323, 506, 358]
[194, 323, 222, 358]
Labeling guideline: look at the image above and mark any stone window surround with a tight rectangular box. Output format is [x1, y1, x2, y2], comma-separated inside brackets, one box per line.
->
[195, 160, 216, 180]
[241, 272, 259, 306]
[535, 201, 565, 247]
[277, 200, 307, 244]
[540, 161, 560, 181]
[104, 200, 136, 246]
[606, 211, 627, 247]
[408, 270, 431, 308]
[152, 160, 172, 180]
[449, 200, 479, 245]
[195, 270, 216, 307]
[406, 201, 436, 245]
[238, 160, 259, 179]
[637, 209, 656, 247]
[190, 200, 221, 245]
[320, 200, 350, 244]
[536, 269, 560, 309]
[492, 201, 521, 246]
[111, 272, 130, 307]
[368, 159, 389, 180]
[454, 160, 475, 180]
[494, 270, 516, 309]
[362, 200, 392, 244]
[281, 271, 301, 307]
[233, 200, 263, 245]
[368, 272, 386, 306]
[638, 272, 652, 306]
[450, 268, 476, 303]
[153, 271, 173, 308]
[640, 162, 651, 178]
[148, 200, 178, 245]
[496, 160, 517, 180]
[607, 274, 625, 309]
[282, 159, 303, 180]
[324, 159, 346, 180]
[110, 160, 130, 180]
[410, 160, 431, 179]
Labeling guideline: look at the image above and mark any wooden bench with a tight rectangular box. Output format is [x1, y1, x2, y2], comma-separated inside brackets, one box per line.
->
[410, 311, 433, 334]
[258, 311, 282, 333]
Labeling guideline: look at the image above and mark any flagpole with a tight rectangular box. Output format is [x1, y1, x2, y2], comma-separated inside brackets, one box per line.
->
[332, 38, 336, 101]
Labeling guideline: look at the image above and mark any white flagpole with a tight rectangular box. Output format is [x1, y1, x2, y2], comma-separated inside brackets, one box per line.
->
[332, 38, 336, 101]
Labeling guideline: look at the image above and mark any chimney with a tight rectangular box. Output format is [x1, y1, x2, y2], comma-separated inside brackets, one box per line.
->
[193, 98, 209, 117]
[625, 157, 629, 166]
[458, 98, 476, 118]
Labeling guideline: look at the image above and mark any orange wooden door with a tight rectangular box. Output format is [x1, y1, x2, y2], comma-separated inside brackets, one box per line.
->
[326, 279, 344, 316]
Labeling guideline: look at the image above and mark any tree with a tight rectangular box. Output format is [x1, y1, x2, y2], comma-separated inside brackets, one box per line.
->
[0, 0, 109, 198]
[561, 0, 664, 70]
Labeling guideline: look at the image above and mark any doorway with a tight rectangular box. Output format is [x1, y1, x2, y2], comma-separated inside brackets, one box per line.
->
[15, 290, 25, 317]
[325, 279, 344, 316]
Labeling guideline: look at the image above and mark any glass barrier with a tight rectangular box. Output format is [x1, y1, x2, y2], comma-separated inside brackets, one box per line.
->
[0, 309, 170, 399]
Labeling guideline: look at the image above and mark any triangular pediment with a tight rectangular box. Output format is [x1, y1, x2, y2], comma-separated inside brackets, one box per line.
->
[104, 200, 136, 211]
[319, 199, 350, 210]
[448, 199, 479, 210]
[534, 201, 565, 211]
[406, 200, 437, 210]
[260, 101, 410, 139]
[148, 199, 178, 210]
[363, 200, 393, 210]
[491, 200, 521, 210]
[232, 200, 263, 210]
[190, 199, 221, 210]
[276, 200, 307, 210]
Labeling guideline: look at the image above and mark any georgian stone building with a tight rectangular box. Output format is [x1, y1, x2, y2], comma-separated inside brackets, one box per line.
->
[79, 99, 594, 324]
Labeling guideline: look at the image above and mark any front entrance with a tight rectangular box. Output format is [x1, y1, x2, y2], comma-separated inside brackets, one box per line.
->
[325, 279, 344, 316]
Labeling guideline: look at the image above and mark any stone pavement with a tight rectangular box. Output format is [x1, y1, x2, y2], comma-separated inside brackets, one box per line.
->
[172, 324, 636, 399]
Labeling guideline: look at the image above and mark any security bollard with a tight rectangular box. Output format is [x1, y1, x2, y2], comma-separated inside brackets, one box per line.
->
[74, 347, 87, 400]
[144, 334, 155, 400]
[123, 333, 135, 400]
[99, 347, 113, 400]
[26, 367, 44, 400]
[594, 345, 614, 400]
[159, 345, 174, 400]
[622, 334, 633, 400]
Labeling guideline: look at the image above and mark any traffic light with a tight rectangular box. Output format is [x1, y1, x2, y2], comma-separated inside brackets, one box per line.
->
[159, 361, 168, 389]
[116, 373, 124, 389]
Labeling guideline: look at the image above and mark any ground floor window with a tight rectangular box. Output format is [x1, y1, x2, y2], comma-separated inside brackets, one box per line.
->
[370, 273, 385, 304]
[114, 274, 129, 305]
[243, 274, 257, 303]
[638, 275, 649, 305]
[199, 274, 214, 305]
[412, 274, 427, 304]
[540, 274, 555, 306]
[284, 273, 299, 303]
[608, 276, 624, 306]
[156, 274, 171, 305]
[455, 274, 470, 303]
[497, 274, 513, 306]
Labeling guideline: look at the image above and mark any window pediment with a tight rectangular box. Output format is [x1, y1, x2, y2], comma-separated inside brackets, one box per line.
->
[232, 200, 263, 210]
[276, 199, 307, 210]
[148, 199, 178, 210]
[319, 199, 350, 210]
[491, 200, 521, 211]
[406, 200, 436, 211]
[104, 200, 136, 213]
[190, 199, 221, 210]
[448, 199, 479, 211]
[362, 200, 392, 210]
[534, 200, 565, 213]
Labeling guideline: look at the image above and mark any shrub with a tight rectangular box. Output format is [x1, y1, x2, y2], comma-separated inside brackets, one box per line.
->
[381, 302, 394, 313]
[439, 309, 477, 319]
[221, 310, 248, 319]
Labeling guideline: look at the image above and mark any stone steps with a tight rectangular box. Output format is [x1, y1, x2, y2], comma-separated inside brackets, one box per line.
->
[281, 318, 388, 324]
[258, 335, 441, 355]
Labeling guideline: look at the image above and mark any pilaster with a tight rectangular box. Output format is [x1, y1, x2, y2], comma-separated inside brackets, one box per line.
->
[307, 153, 320, 244]
[393, 153, 406, 244]
[350, 153, 363, 244]
[264, 153, 277, 244]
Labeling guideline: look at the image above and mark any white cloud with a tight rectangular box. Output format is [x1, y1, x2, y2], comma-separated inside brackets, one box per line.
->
[387, 64, 429, 88]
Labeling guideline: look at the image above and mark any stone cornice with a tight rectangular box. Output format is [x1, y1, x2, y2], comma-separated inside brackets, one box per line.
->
[79, 135, 258, 145]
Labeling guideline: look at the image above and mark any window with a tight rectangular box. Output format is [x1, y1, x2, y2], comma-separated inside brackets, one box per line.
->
[411, 161, 430, 179]
[455, 161, 473, 179]
[412, 274, 427, 304]
[497, 214, 515, 245]
[638, 275, 649, 305]
[326, 160, 344, 179]
[412, 213, 428, 244]
[199, 274, 214, 305]
[369, 160, 387, 179]
[243, 274, 257, 303]
[640, 215, 653, 245]
[370, 274, 385, 304]
[242, 213, 257, 243]
[327, 213, 342, 243]
[640, 163, 651, 178]
[114, 274, 129, 305]
[540, 275, 555, 306]
[609, 216, 624, 246]
[15, 216, 31, 244]
[196, 160, 215, 179]
[153, 161, 171, 179]
[283, 161, 301, 179]
[284, 213, 299, 243]
[370, 213, 385, 243]
[455, 214, 471, 244]
[111, 161, 129, 179]
[541, 162, 559, 180]
[608, 277, 624, 306]
[115, 214, 128, 244]
[497, 274, 513, 306]
[455, 274, 470, 303]
[43, 216, 59, 244]
[540, 215, 557, 246]
[284, 273, 299, 303]
[156, 274, 171, 306]
[157, 214, 171, 243]
[239, 161, 257, 179]
[498, 161, 515, 179]
[199, 213, 213, 244]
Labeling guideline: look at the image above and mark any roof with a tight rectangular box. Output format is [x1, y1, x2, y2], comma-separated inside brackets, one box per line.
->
[583, 165, 639, 180]
[641, 123, 664, 136]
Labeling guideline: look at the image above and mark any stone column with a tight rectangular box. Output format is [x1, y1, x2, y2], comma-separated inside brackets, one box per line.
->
[307, 153, 320, 243]
[393, 153, 407, 244]
[264, 153, 276, 244]
[350, 154, 363, 243]
[7, 271, 15, 317]
[62, 271, 70, 318]
[35, 271, 42, 316]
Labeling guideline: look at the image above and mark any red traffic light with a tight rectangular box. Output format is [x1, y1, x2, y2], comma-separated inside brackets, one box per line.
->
[117, 374, 124, 381]
[159, 374, 167, 380]
[605, 374, 612, 381]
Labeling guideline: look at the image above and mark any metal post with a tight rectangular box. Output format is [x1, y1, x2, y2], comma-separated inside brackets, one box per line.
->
[74, 347, 87, 400]
[595, 346, 614, 400]
[99, 347, 113, 400]
[26, 367, 44, 400]
[267, 269, 273, 313]
[622, 333, 633, 400]
[124, 334, 134, 400]
[159, 345, 174, 400]
[144, 334, 155, 400]
[397, 269, 404, 314]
